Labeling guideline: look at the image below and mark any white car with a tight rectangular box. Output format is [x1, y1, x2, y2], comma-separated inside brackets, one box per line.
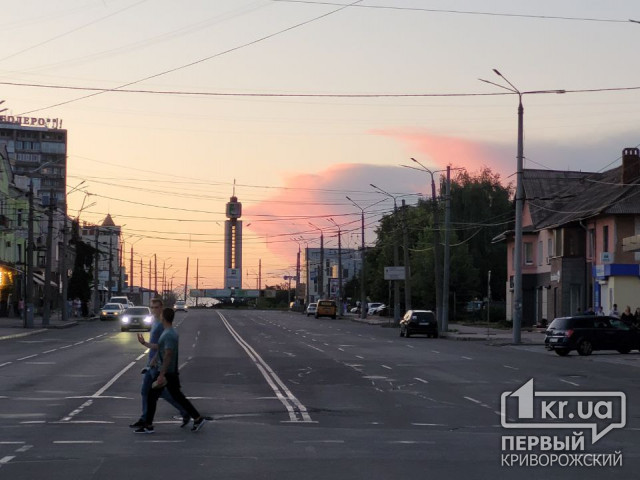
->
[306, 303, 318, 317]
[120, 306, 153, 332]
[174, 300, 188, 312]
[367, 302, 383, 316]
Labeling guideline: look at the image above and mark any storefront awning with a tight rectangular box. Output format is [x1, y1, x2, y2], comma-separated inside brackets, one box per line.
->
[32, 272, 57, 287]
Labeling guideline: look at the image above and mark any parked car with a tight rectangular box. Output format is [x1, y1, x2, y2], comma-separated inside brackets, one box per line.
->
[400, 310, 438, 338]
[173, 300, 188, 312]
[315, 300, 337, 319]
[120, 306, 153, 332]
[367, 302, 383, 316]
[100, 303, 125, 321]
[544, 315, 640, 356]
[306, 303, 318, 317]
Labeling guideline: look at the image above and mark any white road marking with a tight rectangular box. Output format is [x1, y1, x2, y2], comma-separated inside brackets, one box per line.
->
[461, 356, 473, 360]
[304, 343, 325, 353]
[338, 348, 345, 352]
[0, 362, 12, 368]
[53, 441, 103, 444]
[26, 362, 56, 365]
[15, 445, 32, 453]
[355, 355, 364, 359]
[503, 365, 518, 370]
[464, 396, 482, 404]
[388, 441, 436, 444]
[294, 440, 344, 444]
[414, 377, 429, 384]
[559, 378, 580, 387]
[412, 423, 445, 426]
[0, 442, 24, 445]
[136, 440, 186, 443]
[381, 365, 392, 370]
[218, 312, 312, 423]
[406, 345, 414, 349]
[42, 349, 58, 354]
[59, 345, 72, 349]
[431, 350, 440, 354]
[17, 354, 38, 361]
[0, 456, 16, 465]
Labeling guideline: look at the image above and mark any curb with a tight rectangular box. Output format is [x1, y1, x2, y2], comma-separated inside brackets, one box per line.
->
[0, 328, 48, 341]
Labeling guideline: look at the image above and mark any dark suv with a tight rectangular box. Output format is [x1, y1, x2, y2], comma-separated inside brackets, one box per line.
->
[400, 310, 438, 338]
[544, 315, 640, 356]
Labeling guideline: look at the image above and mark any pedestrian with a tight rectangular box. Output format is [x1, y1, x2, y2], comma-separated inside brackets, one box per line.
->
[130, 298, 190, 430]
[73, 297, 81, 317]
[609, 303, 620, 318]
[596, 305, 604, 316]
[584, 306, 595, 315]
[134, 306, 207, 434]
[18, 298, 24, 318]
[620, 306, 634, 326]
[634, 307, 640, 327]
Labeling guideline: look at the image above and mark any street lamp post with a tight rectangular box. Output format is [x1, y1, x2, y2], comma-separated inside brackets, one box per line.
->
[405, 160, 446, 331]
[345, 196, 369, 319]
[370, 184, 402, 323]
[328, 218, 343, 315]
[308, 222, 324, 299]
[479, 69, 565, 343]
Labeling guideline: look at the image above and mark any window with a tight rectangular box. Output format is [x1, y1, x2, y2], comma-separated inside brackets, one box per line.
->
[603, 225, 609, 253]
[537, 241, 543, 266]
[553, 230, 563, 257]
[547, 238, 552, 264]
[524, 242, 533, 265]
[588, 228, 595, 258]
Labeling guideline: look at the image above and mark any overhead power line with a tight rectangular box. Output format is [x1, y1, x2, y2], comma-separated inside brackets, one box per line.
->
[272, 0, 633, 23]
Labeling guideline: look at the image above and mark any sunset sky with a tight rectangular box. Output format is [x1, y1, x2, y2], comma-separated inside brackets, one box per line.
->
[2, 0, 640, 291]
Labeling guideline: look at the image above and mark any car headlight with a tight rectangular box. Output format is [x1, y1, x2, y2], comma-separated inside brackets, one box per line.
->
[121, 316, 130, 324]
[113, 312, 119, 316]
[101, 311, 106, 315]
[143, 316, 153, 324]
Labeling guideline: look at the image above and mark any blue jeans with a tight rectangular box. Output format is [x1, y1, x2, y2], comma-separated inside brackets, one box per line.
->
[140, 367, 188, 421]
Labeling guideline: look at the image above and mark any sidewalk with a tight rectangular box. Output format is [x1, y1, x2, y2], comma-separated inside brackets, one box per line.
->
[0, 313, 96, 341]
[347, 313, 546, 345]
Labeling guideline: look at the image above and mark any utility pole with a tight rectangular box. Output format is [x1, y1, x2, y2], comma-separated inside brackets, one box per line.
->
[184, 257, 189, 301]
[154, 254, 157, 296]
[60, 211, 68, 322]
[401, 199, 411, 311]
[148, 259, 151, 299]
[258, 259, 262, 291]
[195, 258, 199, 307]
[130, 246, 134, 296]
[107, 232, 113, 297]
[346, 196, 368, 320]
[295, 246, 300, 305]
[337, 226, 342, 315]
[442, 166, 452, 333]
[93, 226, 99, 313]
[42, 192, 54, 326]
[25, 181, 35, 327]
[140, 257, 143, 292]
[118, 241, 123, 295]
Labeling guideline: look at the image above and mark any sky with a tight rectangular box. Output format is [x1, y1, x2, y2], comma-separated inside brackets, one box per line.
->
[2, 0, 640, 292]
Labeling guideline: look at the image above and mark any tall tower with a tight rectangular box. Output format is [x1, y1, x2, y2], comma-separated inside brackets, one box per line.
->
[224, 184, 243, 289]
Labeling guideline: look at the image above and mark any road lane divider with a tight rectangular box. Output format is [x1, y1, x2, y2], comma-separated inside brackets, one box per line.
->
[217, 312, 313, 423]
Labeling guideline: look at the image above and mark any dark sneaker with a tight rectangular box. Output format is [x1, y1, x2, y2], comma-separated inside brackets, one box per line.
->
[180, 416, 190, 428]
[191, 417, 207, 432]
[129, 419, 145, 428]
[134, 426, 154, 434]
[140, 367, 149, 374]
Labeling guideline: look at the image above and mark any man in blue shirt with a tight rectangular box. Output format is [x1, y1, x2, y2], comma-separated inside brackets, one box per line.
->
[134, 307, 207, 434]
[130, 298, 189, 429]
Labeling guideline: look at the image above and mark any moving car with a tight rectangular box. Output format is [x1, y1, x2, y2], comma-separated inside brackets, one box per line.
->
[306, 303, 318, 317]
[100, 303, 125, 321]
[174, 300, 188, 312]
[400, 310, 438, 338]
[315, 299, 337, 319]
[544, 315, 640, 356]
[120, 306, 153, 332]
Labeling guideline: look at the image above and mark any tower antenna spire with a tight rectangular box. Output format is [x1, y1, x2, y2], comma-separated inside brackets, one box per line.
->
[232, 178, 236, 197]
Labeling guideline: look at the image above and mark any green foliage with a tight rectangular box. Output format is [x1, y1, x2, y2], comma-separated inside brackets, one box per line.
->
[68, 239, 96, 302]
[365, 167, 512, 312]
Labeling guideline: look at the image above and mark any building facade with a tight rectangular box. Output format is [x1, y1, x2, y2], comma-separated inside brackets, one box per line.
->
[303, 247, 361, 303]
[498, 148, 640, 325]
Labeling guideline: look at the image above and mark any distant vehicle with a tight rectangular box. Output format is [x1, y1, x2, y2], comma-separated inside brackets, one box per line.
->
[306, 303, 318, 317]
[100, 303, 125, 321]
[120, 306, 153, 332]
[544, 315, 640, 356]
[367, 303, 383, 316]
[109, 296, 130, 308]
[350, 306, 359, 314]
[315, 300, 337, 319]
[173, 300, 188, 312]
[400, 310, 438, 338]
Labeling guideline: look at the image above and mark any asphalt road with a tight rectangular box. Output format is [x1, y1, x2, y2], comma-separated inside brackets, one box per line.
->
[0, 309, 638, 479]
